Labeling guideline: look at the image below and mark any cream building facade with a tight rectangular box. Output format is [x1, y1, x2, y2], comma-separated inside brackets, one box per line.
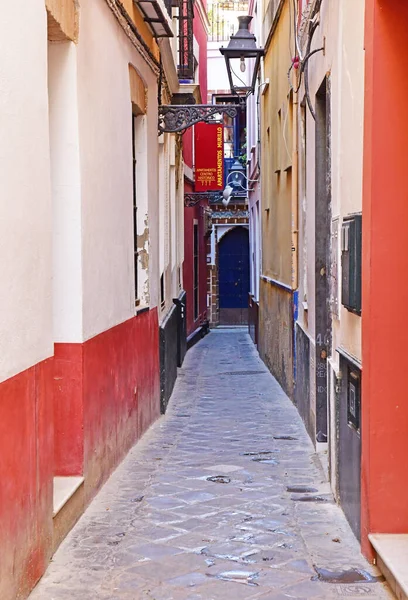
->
[257, 0, 365, 540]
[295, 0, 365, 538]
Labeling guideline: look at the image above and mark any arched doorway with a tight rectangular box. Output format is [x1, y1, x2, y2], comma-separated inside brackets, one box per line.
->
[218, 226, 249, 325]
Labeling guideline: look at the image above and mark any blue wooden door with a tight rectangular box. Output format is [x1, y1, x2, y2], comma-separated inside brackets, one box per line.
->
[218, 227, 249, 325]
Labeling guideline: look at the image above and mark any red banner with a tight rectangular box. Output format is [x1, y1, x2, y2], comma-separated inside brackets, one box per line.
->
[194, 122, 224, 191]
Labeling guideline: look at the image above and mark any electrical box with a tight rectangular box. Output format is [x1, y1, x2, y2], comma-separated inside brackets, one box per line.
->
[330, 217, 340, 318]
[341, 214, 362, 314]
[347, 366, 361, 433]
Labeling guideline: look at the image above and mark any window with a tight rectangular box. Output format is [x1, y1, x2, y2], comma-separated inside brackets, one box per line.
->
[207, 0, 248, 42]
[177, 0, 194, 81]
[160, 273, 165, 309]
[193, 222, 199, 320]
[223, 113, 235, 159]
[132, 115, 139, 306]
[129, 76, 149, 308]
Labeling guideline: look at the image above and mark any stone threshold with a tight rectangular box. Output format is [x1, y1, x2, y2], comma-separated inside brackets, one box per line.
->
[369, 533, 408, 599]
[53, 476, 84, 517]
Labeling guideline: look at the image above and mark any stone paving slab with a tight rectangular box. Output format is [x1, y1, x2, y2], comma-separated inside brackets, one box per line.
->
[29, 329, 393, 600]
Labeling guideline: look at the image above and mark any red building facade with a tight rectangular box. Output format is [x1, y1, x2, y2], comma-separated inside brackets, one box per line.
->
[182, 0, 210, 342]
[362, 0, 408, 559]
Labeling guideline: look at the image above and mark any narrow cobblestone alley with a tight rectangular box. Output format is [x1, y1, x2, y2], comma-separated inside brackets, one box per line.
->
[30, 330, 392, 600]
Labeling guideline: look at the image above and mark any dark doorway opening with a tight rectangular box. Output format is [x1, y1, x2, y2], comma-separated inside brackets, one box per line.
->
[314, 77, 331, 442]
[218, 227, 249, 325]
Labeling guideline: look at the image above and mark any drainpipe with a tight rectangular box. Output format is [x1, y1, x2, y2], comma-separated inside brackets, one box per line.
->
[291, 89, 299, 292]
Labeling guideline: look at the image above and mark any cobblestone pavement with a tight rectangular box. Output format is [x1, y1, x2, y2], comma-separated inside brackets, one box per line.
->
[30, 329, 393, 600]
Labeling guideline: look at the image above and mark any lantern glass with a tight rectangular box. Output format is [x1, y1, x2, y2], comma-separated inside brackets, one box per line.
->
[224, 56, 252, 95]
[229, 159, 246, 189]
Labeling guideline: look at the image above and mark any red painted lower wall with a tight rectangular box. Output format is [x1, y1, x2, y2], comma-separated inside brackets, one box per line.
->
[0, 308, 160, 600]
[0, 359, 54, 600]
[82, 309, 160, 495]
[54, 344, 84, 476]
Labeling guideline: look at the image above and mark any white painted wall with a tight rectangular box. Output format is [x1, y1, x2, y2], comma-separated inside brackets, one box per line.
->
[0, 0, 182, 382]
[249, 196, 261, 300]
[158, 135, 166, 276]
[248, 0, 262, 303]
[48, 41, 83, 343]
[207, 42, 230, 94]
[76, 0, 160, 339]
[0, 0, 53, 382]
[332, 0, 365, 363]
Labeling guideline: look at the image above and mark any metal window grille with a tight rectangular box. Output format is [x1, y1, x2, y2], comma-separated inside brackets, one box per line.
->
[164, 0, 173, 16]
[177, 0, 195, 80]
[208, 0, 248, 42]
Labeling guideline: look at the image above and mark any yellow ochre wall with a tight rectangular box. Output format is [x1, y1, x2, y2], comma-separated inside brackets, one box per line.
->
[261, 0, 293, 287]
[258, 0, 295, 398]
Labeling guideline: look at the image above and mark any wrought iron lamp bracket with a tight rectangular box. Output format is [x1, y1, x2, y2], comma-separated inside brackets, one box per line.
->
[158, 104, 240, 134]
[184, 192, 223, 206]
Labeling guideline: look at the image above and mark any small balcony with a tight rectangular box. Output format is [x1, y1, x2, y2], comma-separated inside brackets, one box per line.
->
[177, 0, 195, 82]
[136, 0, 174, 37]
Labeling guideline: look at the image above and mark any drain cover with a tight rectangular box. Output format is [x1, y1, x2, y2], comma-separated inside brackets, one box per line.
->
[252, 457, 279, 465]
[313, 567, 384, 584]
[217, 370, 268, 376]
[287, 486, 318, 493]
[292, 495, 330, 503]
[207, 475, 231, 484]
[336, 585, 375, 596]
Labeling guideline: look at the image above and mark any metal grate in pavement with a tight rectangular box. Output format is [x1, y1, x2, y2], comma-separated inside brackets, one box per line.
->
[215, 370, 268, 376]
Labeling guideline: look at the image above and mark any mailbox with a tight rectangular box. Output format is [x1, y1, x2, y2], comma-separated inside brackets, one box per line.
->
[347, 366, 361, 433]
[341, 214, 362, 314]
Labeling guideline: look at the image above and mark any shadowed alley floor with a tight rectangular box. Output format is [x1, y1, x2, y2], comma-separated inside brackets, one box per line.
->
[30, 329, 392, 600]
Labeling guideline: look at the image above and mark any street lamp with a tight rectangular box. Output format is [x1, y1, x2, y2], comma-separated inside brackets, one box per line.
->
[228, 158, 246, 190]
[220, 16, 264, 97]
[222, 159, 260, 206]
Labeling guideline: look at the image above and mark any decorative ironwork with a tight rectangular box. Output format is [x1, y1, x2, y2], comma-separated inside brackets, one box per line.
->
[184, 192, 223, 206]
[177, 0, 195, 80]
[159, 104, 239, 134]
[212, 210, 249, 218]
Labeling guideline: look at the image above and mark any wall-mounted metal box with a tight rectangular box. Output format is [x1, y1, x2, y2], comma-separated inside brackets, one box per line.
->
[341, 214, 362, 314]
[337, 350, 362, 538]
